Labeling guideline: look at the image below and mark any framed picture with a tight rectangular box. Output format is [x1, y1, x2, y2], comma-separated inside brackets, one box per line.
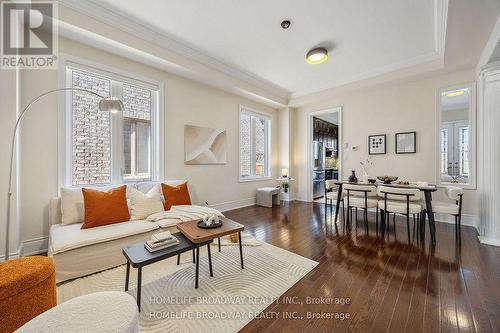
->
[395, 131, 416, 154]
[184, 125, 227, 164]
[368, 134, 386, 155]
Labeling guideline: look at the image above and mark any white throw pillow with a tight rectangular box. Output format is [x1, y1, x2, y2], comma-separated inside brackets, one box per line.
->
[128, 186, 164, 220]
[60, 185, 124, 225]
[60, 187, 85, 225]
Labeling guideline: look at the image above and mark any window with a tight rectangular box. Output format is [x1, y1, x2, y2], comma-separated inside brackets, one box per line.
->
[65, 62, 161, 186]
[239, 106, 271, 180]
[437, 84, 475, 188]
[440, 128, 448, 174]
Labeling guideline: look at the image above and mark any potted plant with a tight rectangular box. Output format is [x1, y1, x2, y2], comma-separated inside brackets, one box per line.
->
[281, 178, 290, 193]
[360, 157, 374, 183]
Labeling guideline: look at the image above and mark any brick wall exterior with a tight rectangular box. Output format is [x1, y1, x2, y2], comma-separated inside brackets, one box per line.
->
[71, 71, 111, 185]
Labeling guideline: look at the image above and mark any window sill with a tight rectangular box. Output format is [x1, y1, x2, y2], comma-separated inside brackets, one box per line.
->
[437, 183, 476, 190]
[239, 176, 273, 183]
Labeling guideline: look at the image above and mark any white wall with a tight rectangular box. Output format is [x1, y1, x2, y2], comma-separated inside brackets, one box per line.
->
[293, 69, 479, 220]
[0, 68, 20, 257]
[1, 37, 279, 258]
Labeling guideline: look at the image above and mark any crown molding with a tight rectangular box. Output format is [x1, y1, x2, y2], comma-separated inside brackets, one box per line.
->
[289, 51, 443, 101]
[476, 15, 500, 74]
[435, 0, 449, 57]
[57, 0, 290, 103]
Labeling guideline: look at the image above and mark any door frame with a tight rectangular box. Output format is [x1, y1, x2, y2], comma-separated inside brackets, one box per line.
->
[307, 107, 343, 202]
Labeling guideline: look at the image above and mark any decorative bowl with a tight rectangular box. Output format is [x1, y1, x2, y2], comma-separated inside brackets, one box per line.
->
[197, 220, 223, 229]
[368, 178, 376, 184]
[377, 176, 398, 184]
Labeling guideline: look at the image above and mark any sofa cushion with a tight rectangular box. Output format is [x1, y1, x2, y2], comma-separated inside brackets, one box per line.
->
[60, 187, 84, 226]
[161, 182, 192, 210]
[81, 186, 130, 229]
[60, 185, 117, 226]
[50, 220, 159, 254]
[127, 186, 164, 220]
[135, 180, 186, 194]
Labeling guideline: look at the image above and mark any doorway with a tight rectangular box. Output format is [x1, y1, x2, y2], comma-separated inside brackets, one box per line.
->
[307, 107, 342, 202]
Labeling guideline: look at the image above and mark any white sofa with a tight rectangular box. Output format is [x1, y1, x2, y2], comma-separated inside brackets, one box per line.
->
[48, 180, 186, 283]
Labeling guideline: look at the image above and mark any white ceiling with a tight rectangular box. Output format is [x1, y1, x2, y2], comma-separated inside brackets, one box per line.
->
[60, 0, 500, 106]
[441, 88, 470, 111]
[315, 113, 339, 125]
[95, 0, 436, 96]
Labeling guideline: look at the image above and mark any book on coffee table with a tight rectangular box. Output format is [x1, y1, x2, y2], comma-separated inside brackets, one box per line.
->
[144, 236, 179, 253]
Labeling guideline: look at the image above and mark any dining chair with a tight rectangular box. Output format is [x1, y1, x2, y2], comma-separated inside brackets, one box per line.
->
[377, 186, 423, 243]
[325, 180, 344, 220]
[431, 186, 464, 244]
[343, 184, 378, 234]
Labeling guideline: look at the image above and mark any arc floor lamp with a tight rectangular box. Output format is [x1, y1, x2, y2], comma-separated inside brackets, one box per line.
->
[4, 88, 124, 261]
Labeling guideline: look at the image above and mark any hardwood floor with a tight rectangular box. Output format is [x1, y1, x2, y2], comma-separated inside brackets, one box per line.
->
[223, 201, 500, 333]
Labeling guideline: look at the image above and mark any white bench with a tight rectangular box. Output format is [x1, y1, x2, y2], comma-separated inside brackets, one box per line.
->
[256, 187, 281, 207]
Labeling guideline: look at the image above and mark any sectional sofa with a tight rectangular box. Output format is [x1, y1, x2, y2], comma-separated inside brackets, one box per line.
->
[48, 180, 186, 283]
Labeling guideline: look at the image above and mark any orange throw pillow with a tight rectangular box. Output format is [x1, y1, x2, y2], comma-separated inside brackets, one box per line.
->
[161, 182, 192, 210]
[81, 185, 130, 229]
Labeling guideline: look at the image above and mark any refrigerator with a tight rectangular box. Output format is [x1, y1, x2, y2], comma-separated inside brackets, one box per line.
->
[312, 141, 325, 199]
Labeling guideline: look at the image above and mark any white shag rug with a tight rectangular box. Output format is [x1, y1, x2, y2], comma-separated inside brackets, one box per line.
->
[57, 234, 318, 332]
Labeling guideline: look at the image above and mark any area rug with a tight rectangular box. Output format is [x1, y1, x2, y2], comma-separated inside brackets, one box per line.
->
[57, 235, 318, 332]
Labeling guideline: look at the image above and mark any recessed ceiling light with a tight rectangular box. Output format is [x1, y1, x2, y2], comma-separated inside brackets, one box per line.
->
[444, 90, 466, 97]
[306, 47, 328, 65]
[281, 20, 291, 29]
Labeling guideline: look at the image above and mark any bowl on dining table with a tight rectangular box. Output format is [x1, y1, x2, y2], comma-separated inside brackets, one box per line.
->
[377, 176, 398, 184]
[367, 178, 376, 184]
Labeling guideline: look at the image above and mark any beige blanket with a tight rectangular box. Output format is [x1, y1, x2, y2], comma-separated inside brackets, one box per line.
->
[146, 205, 224, 223]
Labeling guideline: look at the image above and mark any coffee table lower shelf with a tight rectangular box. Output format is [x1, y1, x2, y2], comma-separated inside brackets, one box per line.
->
[122, 232, 212, 311]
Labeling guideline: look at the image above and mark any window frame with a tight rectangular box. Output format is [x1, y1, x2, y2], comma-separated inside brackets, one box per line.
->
[436, 82, 476, 189]
[238, 105, 272, 182]
[58, 55, 164, 188]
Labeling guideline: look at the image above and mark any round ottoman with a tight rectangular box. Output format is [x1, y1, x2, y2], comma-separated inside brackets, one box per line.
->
[18, 291, 139, 333]
[0, 256, 56, 333]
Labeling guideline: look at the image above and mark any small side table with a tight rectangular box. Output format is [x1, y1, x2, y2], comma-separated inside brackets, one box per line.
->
[276, 177, 295, 202]
[177, 217, 245, 289]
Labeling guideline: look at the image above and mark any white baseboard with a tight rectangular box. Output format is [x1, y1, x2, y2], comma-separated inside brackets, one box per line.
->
[210, 197, 256, 212]
[433, 213, 478, 231]
[478, 236, 500, 247]
[0, 250, 20, 262]
[318, 203, 480, 231]
[0, 236, 48, 261]
[19, 236, 49, 256]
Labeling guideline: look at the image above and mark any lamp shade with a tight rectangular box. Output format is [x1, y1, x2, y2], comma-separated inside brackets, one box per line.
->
[281, 169, 288, 177]
[99, 99, 125, 113]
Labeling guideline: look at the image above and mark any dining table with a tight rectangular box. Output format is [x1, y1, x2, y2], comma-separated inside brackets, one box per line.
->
[333, 180, 438, 245]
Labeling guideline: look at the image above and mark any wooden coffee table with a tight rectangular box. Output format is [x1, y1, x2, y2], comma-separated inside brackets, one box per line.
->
[176, 217, 245, 288]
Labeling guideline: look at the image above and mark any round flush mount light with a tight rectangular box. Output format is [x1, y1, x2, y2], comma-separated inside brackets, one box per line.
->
[444, 90, 466, 97]
[281, 20, 291, 29]
[306, 47, 328, 65]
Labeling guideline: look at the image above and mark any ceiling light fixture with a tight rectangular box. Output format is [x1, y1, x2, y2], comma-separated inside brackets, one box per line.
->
[444, 90, 466, 97]
[306, 47, 328, 65]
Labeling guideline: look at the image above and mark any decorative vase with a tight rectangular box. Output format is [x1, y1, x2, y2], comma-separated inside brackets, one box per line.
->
[348, 170, 358, 183]
[362, 173, 369, 183]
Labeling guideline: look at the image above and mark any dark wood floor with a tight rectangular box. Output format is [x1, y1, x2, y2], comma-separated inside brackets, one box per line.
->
[224, 201, 500, 333]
